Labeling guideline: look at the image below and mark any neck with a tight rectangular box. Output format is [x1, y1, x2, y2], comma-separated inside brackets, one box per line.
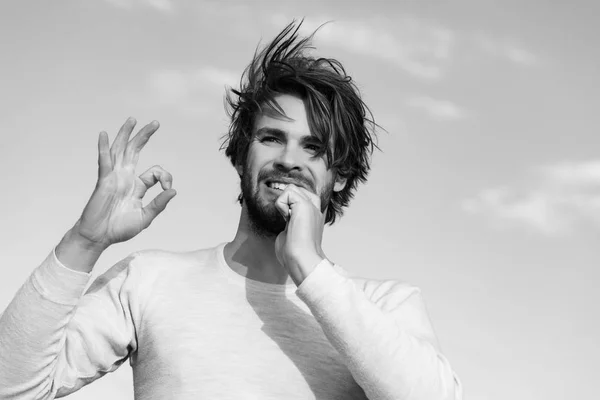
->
[223, 204, 293, 285]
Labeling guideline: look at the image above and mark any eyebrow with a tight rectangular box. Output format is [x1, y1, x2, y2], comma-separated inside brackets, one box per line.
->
[255, 127, 323, 145]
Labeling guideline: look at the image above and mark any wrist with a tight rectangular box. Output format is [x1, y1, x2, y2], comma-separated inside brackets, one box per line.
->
[55, 228, 107, 274]
[288, 251, 325, 286]
[68, 221, 110, 253]
[294, 251, 324, 269]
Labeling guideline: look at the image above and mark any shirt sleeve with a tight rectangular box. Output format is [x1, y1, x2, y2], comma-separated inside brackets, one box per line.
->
[0, 247, 144, 399]
[295, 259, 463, 400]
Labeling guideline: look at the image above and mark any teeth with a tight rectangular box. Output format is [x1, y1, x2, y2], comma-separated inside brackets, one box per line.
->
[269, 182, 288, 191]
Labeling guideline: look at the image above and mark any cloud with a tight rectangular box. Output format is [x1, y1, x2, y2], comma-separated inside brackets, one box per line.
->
[535, 161, 600, 187]
[463, 160, 600, 236]
[475, 35, 538, 66]
[269, 14, 455, 81]
[144, 66, 239, 116]
[149, 67, 238, 102]
[407, 96, 468, 121]
[102, 0, 174, 12]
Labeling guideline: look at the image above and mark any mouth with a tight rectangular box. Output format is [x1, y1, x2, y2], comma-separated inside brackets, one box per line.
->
[264, 180, 310, 193]
[265, 181, 289, 193]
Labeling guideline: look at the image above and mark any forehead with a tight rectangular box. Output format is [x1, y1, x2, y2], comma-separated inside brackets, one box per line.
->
[253, 94, 312, 137]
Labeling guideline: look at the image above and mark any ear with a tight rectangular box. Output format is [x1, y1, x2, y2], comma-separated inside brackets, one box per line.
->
[333, 174, 347, 193]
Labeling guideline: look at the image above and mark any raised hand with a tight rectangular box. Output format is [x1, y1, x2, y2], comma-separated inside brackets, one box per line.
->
[74, 117, 177, 251]
[274, 184, 327, 286]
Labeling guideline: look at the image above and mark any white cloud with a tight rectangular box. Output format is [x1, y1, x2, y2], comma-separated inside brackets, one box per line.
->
[535, 161, 600, 187]
[407, 96, 468, 121]
[463, 160, 600, 236]
[102, 0, 174, 12]
[145, 66, 239, 116]
[149, 67, 238, 103]
[475, 35, 538, 66]
[269, 14, 455, 81]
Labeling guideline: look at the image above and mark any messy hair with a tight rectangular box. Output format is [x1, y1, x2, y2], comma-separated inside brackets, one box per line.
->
[220, 19, 380, 225]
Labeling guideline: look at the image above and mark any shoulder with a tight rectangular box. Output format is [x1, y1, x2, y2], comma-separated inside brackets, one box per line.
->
[88, 244, 222, 291]
[342, 270, 440, 349]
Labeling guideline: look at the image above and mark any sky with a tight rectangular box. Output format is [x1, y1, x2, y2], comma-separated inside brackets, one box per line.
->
[1, 0, 599, 399]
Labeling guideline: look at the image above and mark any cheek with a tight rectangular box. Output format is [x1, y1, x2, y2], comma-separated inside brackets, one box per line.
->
[247, 147, 279, 176]
[244, 155, 265, 190]
[246, 145, 270, 169]
[312, 163, 334, 189]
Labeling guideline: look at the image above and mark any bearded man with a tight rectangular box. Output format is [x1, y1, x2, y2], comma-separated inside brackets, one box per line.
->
[0, 21, 462, 400]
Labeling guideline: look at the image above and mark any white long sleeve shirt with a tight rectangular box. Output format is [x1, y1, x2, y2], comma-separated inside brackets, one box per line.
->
[0, 242, 462, 399]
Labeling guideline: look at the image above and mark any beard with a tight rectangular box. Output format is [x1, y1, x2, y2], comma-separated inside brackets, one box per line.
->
[240, 166, 334, 238]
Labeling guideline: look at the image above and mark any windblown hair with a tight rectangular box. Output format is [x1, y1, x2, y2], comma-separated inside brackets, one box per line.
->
[220, 20, 380, 225]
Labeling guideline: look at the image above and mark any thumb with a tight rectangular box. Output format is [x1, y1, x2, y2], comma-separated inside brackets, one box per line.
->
[141, 189, 177, 229]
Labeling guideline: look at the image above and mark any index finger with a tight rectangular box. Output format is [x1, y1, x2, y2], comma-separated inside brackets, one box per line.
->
[125, 120, 160, 166]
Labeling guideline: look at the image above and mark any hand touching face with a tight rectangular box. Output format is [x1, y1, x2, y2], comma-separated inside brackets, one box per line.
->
[273, 183, 327, 273]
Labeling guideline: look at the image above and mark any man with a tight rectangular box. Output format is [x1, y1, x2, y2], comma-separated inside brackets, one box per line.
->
[0, 21, 462, 399]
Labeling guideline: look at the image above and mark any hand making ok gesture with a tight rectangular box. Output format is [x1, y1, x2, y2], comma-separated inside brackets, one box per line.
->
[75, 117, 177, 251]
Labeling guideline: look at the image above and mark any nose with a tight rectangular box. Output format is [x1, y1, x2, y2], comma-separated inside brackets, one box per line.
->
[273, 143, 303, 172]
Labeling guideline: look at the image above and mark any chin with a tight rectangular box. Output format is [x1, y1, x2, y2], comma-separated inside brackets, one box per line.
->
[240, 177, 289, 236]
[245, 196, 287, 236]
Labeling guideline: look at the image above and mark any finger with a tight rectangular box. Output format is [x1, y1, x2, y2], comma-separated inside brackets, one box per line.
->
[292, 184, 322, 211]
[274, 191, 292, 221]
[274, 186, 308, 221]
[135, 165, 173, 198]
[110, 117, 136, 167]
[98, 131, 111, 179]
[140, 189, 177, 229]
[124, 120, 160, 166]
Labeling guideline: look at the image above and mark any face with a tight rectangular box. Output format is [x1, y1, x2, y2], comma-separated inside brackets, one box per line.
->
[238, 94, 347, 237]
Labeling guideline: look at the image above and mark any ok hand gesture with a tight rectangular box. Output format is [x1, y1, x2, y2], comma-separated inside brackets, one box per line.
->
[76, 117, 177, 251]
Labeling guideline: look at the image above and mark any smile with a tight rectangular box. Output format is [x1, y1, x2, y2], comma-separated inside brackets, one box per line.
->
[266, 181, 288, 191]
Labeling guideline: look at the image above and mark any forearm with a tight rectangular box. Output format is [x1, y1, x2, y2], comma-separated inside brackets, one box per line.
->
[0, 249, 91, 398]
[296, 260, 461, 400]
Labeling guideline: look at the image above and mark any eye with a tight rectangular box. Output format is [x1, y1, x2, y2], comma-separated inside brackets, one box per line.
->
[305, 144, 320, 152]
[261, 136, 279, 143]
[305, 142, 324, 156]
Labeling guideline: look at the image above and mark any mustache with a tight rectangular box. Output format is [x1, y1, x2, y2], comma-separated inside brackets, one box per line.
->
[258, 170, 315, 193]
